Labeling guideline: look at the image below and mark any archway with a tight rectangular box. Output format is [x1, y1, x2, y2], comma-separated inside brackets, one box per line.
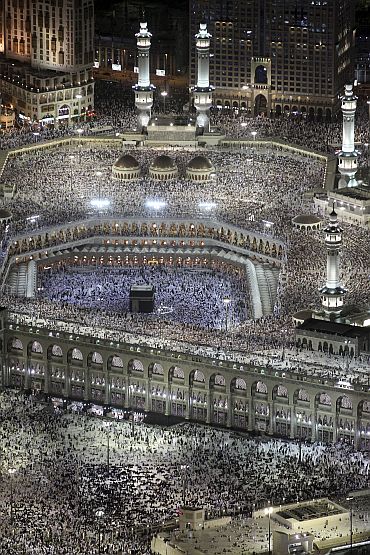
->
[254, 65, 268, 84]
[254, 94, 267, 117]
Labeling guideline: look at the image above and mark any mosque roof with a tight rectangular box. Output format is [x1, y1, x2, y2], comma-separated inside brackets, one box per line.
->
[150, 155, 177, 170]
[187, 155, 214, 171]
[292, 214, 322, 225]
[113, 154, 140, 170]
[0, 209, 12, 219]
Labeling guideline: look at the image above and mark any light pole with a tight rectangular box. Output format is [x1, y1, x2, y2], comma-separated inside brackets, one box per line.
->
[161, 90, 168, 113]
[251, 131, 257, 165]
[296, 413, 302, 464]
[223, 298, 231, 333]
[8, 467, 16, 523]
[96, 170, 103, 200]
[75, 95, 82, 121]
[180, 464, 189, 506]
[95, 508, 105, 555]
[346, 496, 354, 552]
[69, 155, 75, 193]
[264, 505, 273, 555]
[103, 421, 111, 475]
[77, 127, 83, 160]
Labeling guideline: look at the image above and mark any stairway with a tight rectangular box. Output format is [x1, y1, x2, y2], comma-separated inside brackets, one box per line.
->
[6, 263, 28, 297]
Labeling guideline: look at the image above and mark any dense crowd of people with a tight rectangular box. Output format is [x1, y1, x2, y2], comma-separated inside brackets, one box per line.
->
[37, 264, 249, 329]
[0, 389, 369, 554]
[0, 80, 368, 554]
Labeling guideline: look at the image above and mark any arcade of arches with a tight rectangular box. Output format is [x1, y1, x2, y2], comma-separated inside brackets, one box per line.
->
[5, 332, 370, 450]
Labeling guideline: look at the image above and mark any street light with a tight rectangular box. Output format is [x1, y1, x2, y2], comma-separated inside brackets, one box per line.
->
[223, 297, 231, 334]
[8, 467, 16, 523]
[69, 155, 75, 192]
[95, 508, 105, 555]
[96, 170, 103, 199]
[251, 130, 257, 140]
[180, 464, 190, 506]
[103, 421, 111, 475]
[264, 505, 273, 555]
[346, 496, 354, 552]
[161, 90, 168, 113]
[75, 96, 82, 121]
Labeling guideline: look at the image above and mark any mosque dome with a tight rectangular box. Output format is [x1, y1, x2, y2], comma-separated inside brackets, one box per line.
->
[186, 155, 215, 182]
[112, 153, 140, 181]
[292, 214, 322, 232]
[113, 154, 140, 170]
[0, 208, 12, 221]
[149, 155, 178, 181]
[150, 155, 176, 170]
[187, 156, 213, 170]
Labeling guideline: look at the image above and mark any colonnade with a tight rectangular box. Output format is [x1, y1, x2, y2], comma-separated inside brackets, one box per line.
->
[4, 332, 370, 450]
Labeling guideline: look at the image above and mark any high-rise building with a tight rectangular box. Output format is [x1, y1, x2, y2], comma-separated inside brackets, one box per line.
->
[189, 0, 355, 120]
[0, 0, 95, 124]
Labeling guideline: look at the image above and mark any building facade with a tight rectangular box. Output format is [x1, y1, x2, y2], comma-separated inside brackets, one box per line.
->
[189, 0, 355, 119]
[2, 314, 370, 450]
[0, 0, 95, 124]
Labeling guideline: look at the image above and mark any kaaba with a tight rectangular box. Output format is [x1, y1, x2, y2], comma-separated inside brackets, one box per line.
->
[129, 285, 155, 313]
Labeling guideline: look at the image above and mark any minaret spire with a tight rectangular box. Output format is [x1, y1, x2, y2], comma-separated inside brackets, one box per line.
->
[320, 207, 347, 316]
[338, 83, 358, 188]
[132, 20, 155, 130]
[191, 21, 214, 132]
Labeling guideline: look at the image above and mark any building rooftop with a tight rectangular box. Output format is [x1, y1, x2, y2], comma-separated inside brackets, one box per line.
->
[298, 318, 370, 338]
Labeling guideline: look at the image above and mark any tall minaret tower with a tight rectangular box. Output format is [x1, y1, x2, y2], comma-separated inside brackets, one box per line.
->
[320, 208, 347, 317]
[132, 21, 155, 130]
[191, 22, 214, 131]
[338, 84, 358, 188]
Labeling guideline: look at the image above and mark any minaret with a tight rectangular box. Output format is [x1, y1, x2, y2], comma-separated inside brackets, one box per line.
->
[132, 21, 155, 130]
[338, 83, 358, 188]
[191, 22, 214, 131]
[320, 208, 347, 317]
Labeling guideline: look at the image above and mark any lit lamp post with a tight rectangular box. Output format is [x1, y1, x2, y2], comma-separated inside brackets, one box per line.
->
[346, 496, 354, 552]
[161, 90, 168, 113]
[251, 131, 257, 165]
[296, 412, 302, 463]
[223, 297, 231, 334]
[95, 508, 105, 555]
[8, 467, 16, 523]
[264, 505, 273, 555]
[77, 127, 83, 160]
[180, 464, 189, 506]
[69, 155, 75, 192]
[103, 421, 111, 476]
[75, 94, 82, 121]
[96, 170, 103, 200]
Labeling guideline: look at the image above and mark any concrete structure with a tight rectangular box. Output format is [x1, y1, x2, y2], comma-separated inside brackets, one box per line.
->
[0, 0, 94, 124]
[149, 155, 178, 180]
[132, 22, 155, 131]
[291, 214, 322, 232]
[273, 530, 314, 555]
[338, 84, 358, 188]
[191, 22, 214, 131]
[2, 303, 370, 448]
[186, 156, 214, 181]
[112, 154, 140, 181]
[319, 209, 346, 316]
[269, 498, 348, 533]
[189, 0, 355, 118]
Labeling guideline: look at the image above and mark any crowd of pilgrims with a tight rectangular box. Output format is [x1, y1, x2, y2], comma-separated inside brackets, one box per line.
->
[0, 81, 367, 372]
[0, 81, 369, 159]
[37, 264, 249, 329]
[0, 389, 369, 554]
